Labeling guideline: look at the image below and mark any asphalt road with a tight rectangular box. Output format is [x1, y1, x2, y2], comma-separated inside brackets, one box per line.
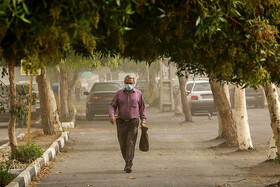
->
[31, 106, 277, 187]
[0, 122, 26, 146]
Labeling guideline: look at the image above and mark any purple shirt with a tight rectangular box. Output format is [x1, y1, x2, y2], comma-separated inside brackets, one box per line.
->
[109, 88, 146, 122]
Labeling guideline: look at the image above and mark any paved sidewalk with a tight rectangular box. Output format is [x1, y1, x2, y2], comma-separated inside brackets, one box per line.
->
[32, 108, 275, 187]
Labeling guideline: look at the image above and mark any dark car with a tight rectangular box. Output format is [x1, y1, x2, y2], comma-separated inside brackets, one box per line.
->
[229, 86, 265, 108]
[84, 81, 124, 120]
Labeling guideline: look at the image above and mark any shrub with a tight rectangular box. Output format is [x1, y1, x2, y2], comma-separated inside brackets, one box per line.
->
[13, 144, 43, 163]
[0, 155, 13, 186]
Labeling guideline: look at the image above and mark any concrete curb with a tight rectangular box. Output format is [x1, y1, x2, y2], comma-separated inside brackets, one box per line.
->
[0, 133, 26, 150]
[6, 131, 70, 187]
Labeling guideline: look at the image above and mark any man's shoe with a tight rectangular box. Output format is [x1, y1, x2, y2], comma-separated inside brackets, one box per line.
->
[124, 163, 128, 171]
[124, 161, 133, 173]
[125, 167, 132, 173]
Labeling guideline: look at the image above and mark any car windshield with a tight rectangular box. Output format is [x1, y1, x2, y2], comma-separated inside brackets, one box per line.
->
[90, 83, 123, 92]
[136, 81, 146, 88]
[193, 83, 211, 91]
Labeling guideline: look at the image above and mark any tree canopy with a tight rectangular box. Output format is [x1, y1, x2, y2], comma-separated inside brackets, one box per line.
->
[96, 0, 280, 87]
[1, 0, 280, 86]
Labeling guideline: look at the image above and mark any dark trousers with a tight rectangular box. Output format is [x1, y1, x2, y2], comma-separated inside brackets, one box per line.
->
[116, 118, 139, 163]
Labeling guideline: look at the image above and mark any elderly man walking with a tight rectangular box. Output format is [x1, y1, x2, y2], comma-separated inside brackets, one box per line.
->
[109, 75, 146, 173]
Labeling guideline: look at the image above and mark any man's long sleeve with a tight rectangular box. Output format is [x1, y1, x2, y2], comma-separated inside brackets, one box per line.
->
[109, 93, 118, 117]
[139, 93, 146, 122]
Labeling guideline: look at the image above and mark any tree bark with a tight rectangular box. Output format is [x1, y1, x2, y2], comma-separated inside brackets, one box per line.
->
[47, 78, 63, 132]
[264, 84, 280, 155]
[267, 133, 277, 160]
[36, 68, 55, 135]
[7, 58, 17, 156]
[217, 84, 231, 138]
[178, 74, 192, 122]
[234, 86, 253, 150]
[210, 80, 238, 146]
[173, 87, 183, 115]
[59, 65, 69, 119]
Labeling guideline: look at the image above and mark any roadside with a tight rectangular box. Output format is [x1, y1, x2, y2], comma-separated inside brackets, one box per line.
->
[30, 105, 278, 187]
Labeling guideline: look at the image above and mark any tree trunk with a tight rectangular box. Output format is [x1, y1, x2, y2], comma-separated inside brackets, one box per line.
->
[267, 133, 277, 160]
[173, 87, 183, 115]
[59, 65, 69, 119]
[46, 75, 63, 132]
[234, 86, 253, 150]
[210, 80, 238, 146]
[36, 68, 55, 135]
[264, 84, 280, 155]
[7, 58, 17, 156]
[68, 70, 79, 106]
[217, 84, 231, 138]
[178, 75, 192, 122]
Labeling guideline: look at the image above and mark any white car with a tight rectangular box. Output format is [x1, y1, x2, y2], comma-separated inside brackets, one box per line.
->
[186, 79, 216, 115]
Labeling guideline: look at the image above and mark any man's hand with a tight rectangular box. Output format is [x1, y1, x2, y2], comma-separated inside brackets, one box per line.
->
[141, 122, 146, 127]
[110, 116, 115, 124]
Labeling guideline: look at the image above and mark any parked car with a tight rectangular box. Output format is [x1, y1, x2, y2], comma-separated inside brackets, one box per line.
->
[229, 86, 265, 108]
[186, 79, 216, 115]
[0, 82, 40, 122]
[17, 81, 40, 120]
[84, 81, 124, 120]
[135, 80, 147, 94]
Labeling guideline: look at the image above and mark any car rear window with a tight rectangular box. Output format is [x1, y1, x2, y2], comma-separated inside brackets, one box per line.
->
[193, 83, 211, 91]
[90, 83, 124, 92]
[186, 83, 194, 91]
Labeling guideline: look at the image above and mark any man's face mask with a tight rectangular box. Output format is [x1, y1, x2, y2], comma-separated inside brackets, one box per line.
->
[125, 84, 133, 91]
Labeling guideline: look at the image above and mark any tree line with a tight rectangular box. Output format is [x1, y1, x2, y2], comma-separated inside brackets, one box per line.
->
[1, 0, 280, 160]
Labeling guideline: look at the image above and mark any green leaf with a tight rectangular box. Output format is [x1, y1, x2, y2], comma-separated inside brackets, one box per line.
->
[22, 2, 29, 14]
[0, 11, 5, 15]
[123, 26, 132, 31]
[157, 8, 165, 13]
[125, 5, 134, 15]
[235, 10, 241, 16]
[116, 0, 120, 6]
[196, 16, 201, 26]
[219, 17, 227, 23]
[159, 14, 166, 19]
[21, 17, 31, 23]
